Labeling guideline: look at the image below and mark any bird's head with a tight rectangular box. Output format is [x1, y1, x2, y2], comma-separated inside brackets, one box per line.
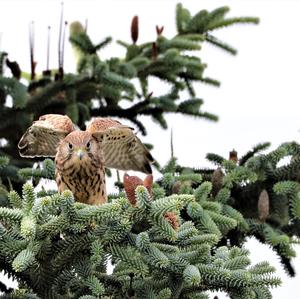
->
[57, 131, 100, 165]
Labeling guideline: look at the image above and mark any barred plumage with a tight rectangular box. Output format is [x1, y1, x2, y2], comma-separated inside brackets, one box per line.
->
[18, 114, 153, 205]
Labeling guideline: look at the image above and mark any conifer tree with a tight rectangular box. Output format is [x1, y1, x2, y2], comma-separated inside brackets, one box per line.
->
[0, 3, 299, 299]
[0, 3, 258, 200]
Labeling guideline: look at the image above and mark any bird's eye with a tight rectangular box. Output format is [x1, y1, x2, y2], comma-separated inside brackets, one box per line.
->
[86, 141, 91, 149]
[29, 127, 36, 137]
[68, 143, 73, 150]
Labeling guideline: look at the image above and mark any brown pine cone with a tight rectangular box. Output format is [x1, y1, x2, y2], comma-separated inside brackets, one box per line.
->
[123, 173, 153, 206]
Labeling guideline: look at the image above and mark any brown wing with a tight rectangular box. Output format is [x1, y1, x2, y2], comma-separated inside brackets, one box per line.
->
[87, 118, 154, 174]
[18, 114, 75, 158]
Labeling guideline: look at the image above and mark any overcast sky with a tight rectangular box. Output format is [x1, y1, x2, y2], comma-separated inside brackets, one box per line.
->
[1, 0, 300, 298]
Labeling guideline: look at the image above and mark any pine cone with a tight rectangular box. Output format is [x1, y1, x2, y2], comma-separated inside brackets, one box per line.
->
[152, 42, 158, 61]
[156, 25, 164, 35]
[143, 174, 153, 193]
[164, 212, 179, 230]
[211, 167, 224, 197]
[6, 59, 21, 79]
[131, 16, 139, 43]
[123, 173, 153, 206]
[229, 149, 238, 164]
[258, 189, 269, 222]
[172, 181, 182, 194]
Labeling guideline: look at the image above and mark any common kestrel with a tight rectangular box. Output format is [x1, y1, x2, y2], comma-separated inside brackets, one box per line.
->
[18, 114, 153, 205]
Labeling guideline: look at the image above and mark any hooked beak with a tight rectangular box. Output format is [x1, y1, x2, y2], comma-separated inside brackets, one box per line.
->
[76, 149, 85, 160]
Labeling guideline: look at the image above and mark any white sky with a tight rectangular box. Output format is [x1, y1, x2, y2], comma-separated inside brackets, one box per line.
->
[1, 0, 300, 298]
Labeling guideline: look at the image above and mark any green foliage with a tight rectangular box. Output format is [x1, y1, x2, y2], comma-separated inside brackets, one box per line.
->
[0, 77, 27, 108]
[0, 156, 9, 169]
[176, 3, 259, 55]
[19, 159, 55, 181]
[274, 181, 300, 219]
[172, 141, 300, 276]
[0, 156, 11, 205]
[0, 175, 280, 298]
[183, 264, 201, 286]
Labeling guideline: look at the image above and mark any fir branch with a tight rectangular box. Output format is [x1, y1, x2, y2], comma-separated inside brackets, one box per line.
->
[0, 77, 27, 108]
[176, 3, 192, 34]
[95, 36, 112, 51]
[205, 34, 237, 55]
[207, 17, 259, 31]
[239, 142, 271, 166]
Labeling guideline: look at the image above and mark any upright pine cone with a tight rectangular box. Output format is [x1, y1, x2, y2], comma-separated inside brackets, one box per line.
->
[155, 25, 164, 36]
[229, 149, 238, 164]
[211, 167, 224, 197]
[164, 211, 179, 231]
[131, 16, 139, 43]
[152, 42, 158, 61]
[123, 173, 153, 206]
[124, 174, 179, 229]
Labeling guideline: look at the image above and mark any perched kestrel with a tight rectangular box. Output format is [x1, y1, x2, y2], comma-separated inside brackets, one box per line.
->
[18, 114, 153, 205]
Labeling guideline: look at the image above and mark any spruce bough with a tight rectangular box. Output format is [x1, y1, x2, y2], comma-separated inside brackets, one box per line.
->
[0, 168, 281, 298]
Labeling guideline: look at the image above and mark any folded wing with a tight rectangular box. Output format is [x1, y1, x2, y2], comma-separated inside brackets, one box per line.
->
[18, 114, 75, 158]
[87, 118, 154, 174]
